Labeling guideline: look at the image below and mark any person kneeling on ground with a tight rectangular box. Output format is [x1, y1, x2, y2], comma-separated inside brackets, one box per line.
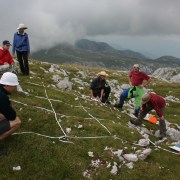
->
[130, 93, 166, 140]
[0, 40, 15, 74]
[0, 72, 21, 156]
[90, 71, 111, 104]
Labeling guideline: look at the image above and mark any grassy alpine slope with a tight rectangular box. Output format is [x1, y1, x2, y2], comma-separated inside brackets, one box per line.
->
[0, 60, 179, 179]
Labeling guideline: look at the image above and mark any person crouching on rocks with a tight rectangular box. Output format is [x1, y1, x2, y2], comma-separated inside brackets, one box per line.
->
[130, 93, 167, 140]
[0, 72, 21, 156]
[90, 71, 111, 104]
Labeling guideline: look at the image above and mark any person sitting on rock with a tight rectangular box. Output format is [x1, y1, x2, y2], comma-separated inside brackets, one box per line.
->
[0, 40, 14, 74]
[130, 93, 167, 140]
[90, 71, 111, 104]
[114, 64, 152, 117]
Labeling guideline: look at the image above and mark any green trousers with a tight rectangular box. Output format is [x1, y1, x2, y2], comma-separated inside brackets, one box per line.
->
[128, 86, 144, 110]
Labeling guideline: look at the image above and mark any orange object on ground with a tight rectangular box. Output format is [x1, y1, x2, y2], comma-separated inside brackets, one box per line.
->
[149, 115, 157, 124]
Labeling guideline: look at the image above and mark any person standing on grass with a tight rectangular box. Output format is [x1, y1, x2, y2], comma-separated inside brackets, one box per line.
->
[0, 72, 21, 156]
[12, 23, 30, 75]
[114, 64, 152, 117]
[0, 40, 14, 74]
[90, 71, 111, 104]
[130, 93, 167, 140]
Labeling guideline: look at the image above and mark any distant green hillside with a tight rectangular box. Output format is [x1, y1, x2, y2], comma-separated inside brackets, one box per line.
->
[0, 59, 179, 179]
[31, 39, 180, 74]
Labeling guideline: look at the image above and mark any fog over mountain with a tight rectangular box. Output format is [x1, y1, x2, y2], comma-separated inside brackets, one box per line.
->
[1, 0, 180, 57]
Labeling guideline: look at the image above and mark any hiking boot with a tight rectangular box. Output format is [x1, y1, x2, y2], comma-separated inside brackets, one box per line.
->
[114, 104, 123, 108]
[130, 119, 142, 126]
[159, 120, 167, 140]
[133, 112, 139, 118]
[159, 133, 166, 140]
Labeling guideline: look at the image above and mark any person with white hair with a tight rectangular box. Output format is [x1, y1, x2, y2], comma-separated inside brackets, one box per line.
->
[12, 23, 30, 75]
[114, 64, 152, 117]
[0, 72, 21, 155]
[90, 71, 111, 104]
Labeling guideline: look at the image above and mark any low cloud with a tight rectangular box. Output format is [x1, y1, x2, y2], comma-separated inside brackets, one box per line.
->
[0, 0, 180, 53]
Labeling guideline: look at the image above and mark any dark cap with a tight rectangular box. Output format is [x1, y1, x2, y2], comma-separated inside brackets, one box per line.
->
[3, 40, 11, 46]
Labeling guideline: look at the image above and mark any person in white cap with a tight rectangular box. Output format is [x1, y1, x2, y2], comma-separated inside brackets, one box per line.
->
[114, 64, 152, 117]
[130, 93, 166, 140]
[90, 71, 111, 103]
[12, 23, 30, 75]
[0, 72, 21, 155]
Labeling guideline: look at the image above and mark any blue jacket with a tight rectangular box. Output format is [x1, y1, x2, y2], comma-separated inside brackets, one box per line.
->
[12, 32, 30, 54]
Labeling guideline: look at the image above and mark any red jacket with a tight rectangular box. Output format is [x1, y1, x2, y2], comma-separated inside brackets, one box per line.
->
[142, 93, 165, 117]
[0, 47, 14, 65]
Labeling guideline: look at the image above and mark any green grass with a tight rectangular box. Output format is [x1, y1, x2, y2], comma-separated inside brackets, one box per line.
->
[0, 60, 180, 179]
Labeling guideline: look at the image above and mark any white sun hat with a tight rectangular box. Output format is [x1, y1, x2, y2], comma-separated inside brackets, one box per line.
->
[17, 23, 28, 30]
[97, 71, 109, 76]
[0, 72, 19, 86]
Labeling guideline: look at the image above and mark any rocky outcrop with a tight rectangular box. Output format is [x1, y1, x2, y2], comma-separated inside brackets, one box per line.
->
[152, 67, 180, 82]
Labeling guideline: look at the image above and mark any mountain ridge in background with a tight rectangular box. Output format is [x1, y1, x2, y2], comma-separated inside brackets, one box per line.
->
[31, 39, 180, 74]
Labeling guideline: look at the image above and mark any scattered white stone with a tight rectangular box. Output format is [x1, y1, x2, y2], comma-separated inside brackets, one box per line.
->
[110, 162, 118, 175]
[77, 70, 88, 78]
[91, 159, 100, 168]
[138, 148, 152, 160]
[66, 128, 71, 134]
[126, 162, 134, 169]
[165, 95, 180, 103]
[136, 139, 150, 147]
[13, 166, 21, 171]
[88, 151, 94, 157]
[166, 127, 180, 141]
[123, 154, 138, 162]
[77, 124, 83, 129]
[71, 78, 84, 86]
[106, 162, 111, 168]
[104, 146, 113, 151]
[83, 170, 90, 178]
[118, 156, 125, 162]
[152, 67, 180, 83]
[113, 149, 123, 160]
[78, 87, 84, 90]
[52, 75, 61, 83]
[140, 127, 152, 135]
[56, 77, 72, 90]
[49, 64, 59, 72]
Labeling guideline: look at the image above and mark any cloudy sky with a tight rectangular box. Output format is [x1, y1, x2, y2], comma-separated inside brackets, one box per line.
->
[1, 0, 180, 58]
